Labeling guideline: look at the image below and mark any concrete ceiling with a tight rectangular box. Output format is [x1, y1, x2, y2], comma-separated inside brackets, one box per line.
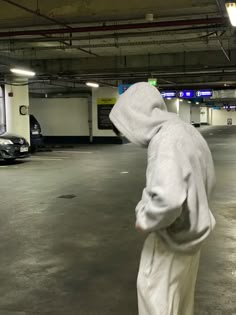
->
[0, 0, 220, 27]
[0, 0, 235, 94]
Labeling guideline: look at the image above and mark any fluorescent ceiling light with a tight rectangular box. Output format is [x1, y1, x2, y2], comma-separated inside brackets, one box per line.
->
[86, 82, 99, 88]
[10, 68, 35, 76]
[225, 2, 236, 27]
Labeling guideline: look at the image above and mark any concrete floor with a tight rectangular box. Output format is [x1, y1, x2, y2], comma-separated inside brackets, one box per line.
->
[0, 126, 235, 315]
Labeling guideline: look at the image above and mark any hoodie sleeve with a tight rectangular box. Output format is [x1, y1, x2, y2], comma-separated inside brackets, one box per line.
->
[135, 141, 188, 232]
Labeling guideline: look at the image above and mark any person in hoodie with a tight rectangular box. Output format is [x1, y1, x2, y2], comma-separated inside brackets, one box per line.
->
[109, 82, 216, 315]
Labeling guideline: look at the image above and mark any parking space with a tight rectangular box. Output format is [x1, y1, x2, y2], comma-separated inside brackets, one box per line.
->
[0, 126, 235, 314]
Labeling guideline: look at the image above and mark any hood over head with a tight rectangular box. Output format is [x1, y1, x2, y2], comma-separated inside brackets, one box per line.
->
[109, 82, 177, 146]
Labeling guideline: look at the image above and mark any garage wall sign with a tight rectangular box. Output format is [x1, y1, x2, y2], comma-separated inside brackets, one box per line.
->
[19, 105, 29, 115]
[196, 90, 213, 97]
[148, 78, 157, 86]
[178, 90, 195, 98]
[161, 91, 177, 98]
[227, 118, 232, 125]
[97, 98, 116, 130]
[118, 84, 132, 95]
[161, 90, 213, 99]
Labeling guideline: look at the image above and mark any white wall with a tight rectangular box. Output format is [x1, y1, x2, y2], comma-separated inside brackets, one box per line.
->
[92, 87, 118, 137]
[30, 98, 89, 136]
[179, 100, 191, 123]
[191, 105, 200, 123]
[200, 107, 208, 124]
[211, 108, 236, 125]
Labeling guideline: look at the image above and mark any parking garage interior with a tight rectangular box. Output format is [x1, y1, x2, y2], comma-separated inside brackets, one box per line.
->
[0, 0, 236, 314]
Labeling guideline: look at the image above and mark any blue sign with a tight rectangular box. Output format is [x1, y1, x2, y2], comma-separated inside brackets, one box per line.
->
[161, 91, 177, 98]
[178, 90, 195, 98]
[196, 90, 213, 97]
[118, 84, 132, 95]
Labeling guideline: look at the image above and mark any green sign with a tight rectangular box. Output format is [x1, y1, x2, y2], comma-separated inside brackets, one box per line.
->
[148, 78, 157, 86]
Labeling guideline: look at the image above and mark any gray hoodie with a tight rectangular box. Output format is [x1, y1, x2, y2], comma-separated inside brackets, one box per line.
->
[109, 82, 216, 253]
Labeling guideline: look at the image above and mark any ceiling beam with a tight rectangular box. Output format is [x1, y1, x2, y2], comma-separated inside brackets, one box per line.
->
[0, 17, 227, 38]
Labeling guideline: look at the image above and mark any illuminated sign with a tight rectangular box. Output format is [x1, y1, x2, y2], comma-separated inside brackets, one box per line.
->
[118, 84, 132, 94]
[161, 91, 177, 98]
[178, 90, 195, 98]
[223, 105, 236, 110]
[148, 78, 157, 86]
[196, 90, 213, 97]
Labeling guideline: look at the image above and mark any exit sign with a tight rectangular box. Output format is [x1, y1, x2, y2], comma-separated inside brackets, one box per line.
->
[148, 78, 157, 86]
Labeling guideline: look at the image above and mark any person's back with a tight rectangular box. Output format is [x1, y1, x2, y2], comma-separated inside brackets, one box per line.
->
[144, 119, 215, 253]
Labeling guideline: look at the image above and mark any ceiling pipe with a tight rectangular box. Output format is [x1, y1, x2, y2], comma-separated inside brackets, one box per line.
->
[0, 0, 98, 56]
[0, 17, 227, 38]
[0, 25, 226, 43]
[218, 38, 231, 61]
[215, 0, 226, 16]
[0, 35, 231, 52]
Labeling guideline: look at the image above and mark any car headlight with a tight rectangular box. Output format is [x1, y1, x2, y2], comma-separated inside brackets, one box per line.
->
[0, 139, 13, 145]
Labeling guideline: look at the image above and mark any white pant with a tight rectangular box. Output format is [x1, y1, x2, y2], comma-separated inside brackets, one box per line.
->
[137, 233, 200, 315]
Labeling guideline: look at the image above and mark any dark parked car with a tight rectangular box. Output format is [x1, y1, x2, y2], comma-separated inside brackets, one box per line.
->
[0, 133, 30, 161]
[191, 121, 201, 127]
[30, 114, 44, 151]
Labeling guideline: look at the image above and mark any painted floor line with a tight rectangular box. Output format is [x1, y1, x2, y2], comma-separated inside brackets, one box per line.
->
[54, 150, 93, 154]
[29, 158, 64, 161]
[33, 156, 70, 159]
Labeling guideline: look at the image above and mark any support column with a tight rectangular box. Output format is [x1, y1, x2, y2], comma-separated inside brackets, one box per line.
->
[165, 98, 179, 114]
[0, 86, 6, 134]
[179, 99, 191, 123]
[191, 105, 201, 125]
[4, 80, 30, 143]
[88, 95, 93, 143]
[200, 106, 208, 125]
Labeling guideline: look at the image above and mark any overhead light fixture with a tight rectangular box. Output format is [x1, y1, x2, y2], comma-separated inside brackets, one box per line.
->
[167, 97, 171, 100]
[225, 2, 236, 27]
[86, 82, 99, 88]
[179, 99, 183, 102]
[188, 101, 191, 104]
[196, 102, 200, 105]
[10, 68, 36, 77]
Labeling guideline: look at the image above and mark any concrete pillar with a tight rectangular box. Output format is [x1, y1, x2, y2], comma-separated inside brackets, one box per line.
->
[200, 107, 208, 125]
[191, 105, 200, 125]
[179, 99, 191, 123]
[165, 98, 192, 124]
[165, 98, 179, 114]
[0, 86, 6, 134]
[4, 80, 30, 143]
[208, 108, 213, 125]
